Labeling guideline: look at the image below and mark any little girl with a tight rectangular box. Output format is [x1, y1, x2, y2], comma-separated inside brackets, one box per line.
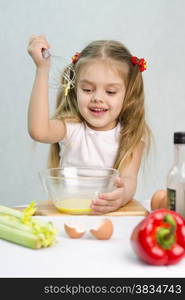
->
[27, 35, 151, 214]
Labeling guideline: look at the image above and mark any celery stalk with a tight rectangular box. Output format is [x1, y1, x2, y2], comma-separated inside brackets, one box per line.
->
[0, 202, 57, 249]
[0, 223, 41, 249]
[0, 205, 22, 218]
[0, 215, 33, 233]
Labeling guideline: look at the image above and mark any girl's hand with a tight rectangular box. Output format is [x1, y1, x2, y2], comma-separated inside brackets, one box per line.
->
[27, 35, 51, 68]
[91, 177, 129, 214]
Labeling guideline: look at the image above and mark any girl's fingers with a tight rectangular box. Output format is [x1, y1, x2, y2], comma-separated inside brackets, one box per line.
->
[38, 34, 46, 39]
[97, 177, 124, 200]
[28, 41, 49, 57]
[99, 188, 122, 201]
[29, 34, 46, 42]
[27, 43, 46, 56]
[27, 36, 51, 67]
[91, 198, 115, 207]
[91, 197, 122, 213]
[38, 35, 50, 48]
[28, 35, 50, 48]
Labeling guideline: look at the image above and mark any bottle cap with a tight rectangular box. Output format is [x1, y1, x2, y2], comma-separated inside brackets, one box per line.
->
[174, 132, 185, 144]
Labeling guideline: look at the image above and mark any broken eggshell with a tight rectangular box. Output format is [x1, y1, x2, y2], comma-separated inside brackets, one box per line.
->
[90, 218, 113, 240]
[64, 222, 86, 238]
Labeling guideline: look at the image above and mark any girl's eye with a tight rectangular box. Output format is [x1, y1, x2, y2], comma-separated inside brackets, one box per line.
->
[82, 88, 92, 93]
[106, 91, 116, 95]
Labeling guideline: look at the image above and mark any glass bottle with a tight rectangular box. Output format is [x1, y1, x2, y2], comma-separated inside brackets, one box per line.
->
[167, 132, 185, 217]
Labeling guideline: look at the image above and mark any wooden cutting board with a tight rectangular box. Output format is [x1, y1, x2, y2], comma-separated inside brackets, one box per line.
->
[16, 199, 148, 216]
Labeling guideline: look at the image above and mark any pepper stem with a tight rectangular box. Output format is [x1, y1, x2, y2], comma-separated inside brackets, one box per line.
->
[157, 214, 176, 250]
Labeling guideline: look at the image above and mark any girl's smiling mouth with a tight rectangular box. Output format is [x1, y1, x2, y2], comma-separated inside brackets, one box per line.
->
[89, 106, 109, 116]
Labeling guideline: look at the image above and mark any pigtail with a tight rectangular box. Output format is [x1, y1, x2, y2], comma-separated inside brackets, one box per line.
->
[114, 67, 152, 171]
[47, 69, 82, 169]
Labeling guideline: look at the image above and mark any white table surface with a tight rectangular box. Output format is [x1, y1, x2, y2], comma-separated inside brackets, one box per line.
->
[0, 201, 185, 278]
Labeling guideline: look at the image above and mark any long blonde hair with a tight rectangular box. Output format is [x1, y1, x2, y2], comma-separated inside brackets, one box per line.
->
[48, 40, 152, 171]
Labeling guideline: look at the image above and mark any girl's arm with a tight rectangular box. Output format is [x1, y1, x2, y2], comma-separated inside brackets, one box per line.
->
[27, 35, 66, 144]
[91, 141, 145, 214]
[118, 141, 145, 204]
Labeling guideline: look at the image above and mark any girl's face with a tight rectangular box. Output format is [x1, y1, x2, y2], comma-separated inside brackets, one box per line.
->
[76, 59, 127, 131]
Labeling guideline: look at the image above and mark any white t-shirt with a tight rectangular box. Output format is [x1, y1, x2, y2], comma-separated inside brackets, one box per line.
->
[58, 122, 121, 168]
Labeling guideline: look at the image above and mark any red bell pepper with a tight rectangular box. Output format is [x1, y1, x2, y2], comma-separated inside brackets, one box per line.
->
[130, 209, 185, 265]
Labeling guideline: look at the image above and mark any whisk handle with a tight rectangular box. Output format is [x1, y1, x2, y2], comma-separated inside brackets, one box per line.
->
[42, 49, 51, 59]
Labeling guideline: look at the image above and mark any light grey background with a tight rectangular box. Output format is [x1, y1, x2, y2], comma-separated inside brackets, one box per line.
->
[0, 0, 185, 206]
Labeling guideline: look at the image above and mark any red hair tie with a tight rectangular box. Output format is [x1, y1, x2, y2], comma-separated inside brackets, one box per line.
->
[71, 52, 81, 64]
[131, 56, 147, 72]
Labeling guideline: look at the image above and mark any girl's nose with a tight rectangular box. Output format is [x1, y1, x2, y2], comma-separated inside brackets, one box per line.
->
[91, 91, 104, 102]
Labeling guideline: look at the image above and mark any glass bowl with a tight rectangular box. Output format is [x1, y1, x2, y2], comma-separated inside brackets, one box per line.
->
[39, 167, 119, 214]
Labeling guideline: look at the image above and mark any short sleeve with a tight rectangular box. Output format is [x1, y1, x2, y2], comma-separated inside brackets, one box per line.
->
[63, 121, 83, 141]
